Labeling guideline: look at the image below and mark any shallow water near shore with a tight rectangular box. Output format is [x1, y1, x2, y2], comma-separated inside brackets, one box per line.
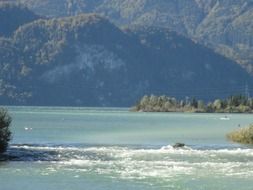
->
[1, 107, 253, 190]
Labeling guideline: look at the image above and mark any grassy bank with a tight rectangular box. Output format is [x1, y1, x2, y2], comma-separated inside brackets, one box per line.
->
[227, 125, 253, 144]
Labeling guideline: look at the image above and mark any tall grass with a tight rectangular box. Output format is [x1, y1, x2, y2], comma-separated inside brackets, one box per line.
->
[227, 125, 253, 144]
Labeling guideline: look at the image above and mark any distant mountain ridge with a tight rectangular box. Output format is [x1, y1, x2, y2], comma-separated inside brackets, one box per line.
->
[0, 2, 39, 37]
[0, 3, 252, 106]
[15, 0, 253, 74]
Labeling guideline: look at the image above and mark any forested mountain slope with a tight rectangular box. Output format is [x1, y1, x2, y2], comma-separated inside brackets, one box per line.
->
[16, 0, 253, 73]
[0, 5, 252, 106]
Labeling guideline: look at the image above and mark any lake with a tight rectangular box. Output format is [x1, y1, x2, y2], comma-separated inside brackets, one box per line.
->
[1, 107, 253, 190]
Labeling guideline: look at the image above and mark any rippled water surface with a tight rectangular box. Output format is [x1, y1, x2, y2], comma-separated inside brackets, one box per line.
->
[1, 107, 253, 190]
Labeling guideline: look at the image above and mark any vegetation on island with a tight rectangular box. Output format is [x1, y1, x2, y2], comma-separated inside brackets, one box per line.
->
[227, 125, 253, 144]
[0, 108, 12, 154]
[133, 95, 253, 113]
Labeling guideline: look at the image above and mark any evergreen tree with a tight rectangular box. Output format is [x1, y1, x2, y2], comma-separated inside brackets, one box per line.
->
[0, 108, 12, 154]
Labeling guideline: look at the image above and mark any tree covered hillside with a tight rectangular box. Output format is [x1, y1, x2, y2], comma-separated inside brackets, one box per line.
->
[16, 0, 253, 74]
[0, 4, 252, 106]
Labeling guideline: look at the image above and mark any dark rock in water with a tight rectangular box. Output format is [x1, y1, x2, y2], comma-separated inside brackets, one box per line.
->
[0, 154, 9, 161]
[173, 143, 185, 148]
[0, 154, 18, 161]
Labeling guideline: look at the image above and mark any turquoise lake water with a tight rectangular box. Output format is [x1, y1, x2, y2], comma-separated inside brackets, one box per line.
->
[1, 107, 253, 190]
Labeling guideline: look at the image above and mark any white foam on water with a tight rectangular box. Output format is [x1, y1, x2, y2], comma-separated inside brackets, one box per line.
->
[11, 144, 253, 156]
[10, 144, 253, 180]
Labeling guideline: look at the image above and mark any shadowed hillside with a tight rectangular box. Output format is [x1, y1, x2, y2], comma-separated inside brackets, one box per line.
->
[16, 0, 253, 74]
[0, 2, 40, 37]
[0, 8, 252, 106]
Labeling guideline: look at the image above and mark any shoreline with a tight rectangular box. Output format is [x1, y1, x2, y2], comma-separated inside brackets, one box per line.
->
[131, 108, 253, 114]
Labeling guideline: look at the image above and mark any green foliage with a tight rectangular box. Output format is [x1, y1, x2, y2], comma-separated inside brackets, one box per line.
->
[0, 108, 12, 153]
[133, 95, 253, 113]
[227, 125, 253, 144]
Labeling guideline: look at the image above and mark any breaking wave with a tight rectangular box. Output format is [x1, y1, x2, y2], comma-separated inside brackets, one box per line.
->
[5, 144, 253, 180]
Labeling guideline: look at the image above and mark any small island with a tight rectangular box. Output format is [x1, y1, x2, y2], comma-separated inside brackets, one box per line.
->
[132, 95, 253, 113]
